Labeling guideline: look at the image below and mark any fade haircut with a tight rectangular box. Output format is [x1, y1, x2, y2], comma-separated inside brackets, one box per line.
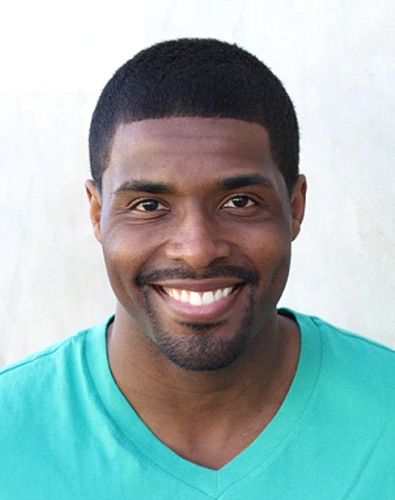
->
[89, 38, 299, 193]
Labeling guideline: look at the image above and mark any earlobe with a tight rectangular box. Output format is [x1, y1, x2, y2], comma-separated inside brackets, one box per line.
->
[85, 179, 102, 242]
[291, 175, 307, 241]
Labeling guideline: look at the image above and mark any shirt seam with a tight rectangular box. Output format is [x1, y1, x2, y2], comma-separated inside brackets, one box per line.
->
[310, 316, 395, 355]
[218, 314, 324, 496]
[0, 331, 89, 376]
[82, 325, 219, 498]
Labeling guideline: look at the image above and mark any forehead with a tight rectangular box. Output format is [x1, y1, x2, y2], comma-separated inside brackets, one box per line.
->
[104, 117, 282, 191]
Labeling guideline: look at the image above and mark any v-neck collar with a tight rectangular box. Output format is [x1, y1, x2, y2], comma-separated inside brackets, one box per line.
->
[85, 310, 322, 497]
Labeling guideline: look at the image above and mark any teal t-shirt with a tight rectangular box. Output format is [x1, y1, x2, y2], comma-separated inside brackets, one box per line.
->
[1, 310, 395, 499]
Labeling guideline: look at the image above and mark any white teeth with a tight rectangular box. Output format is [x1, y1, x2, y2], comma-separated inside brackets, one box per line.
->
[173, 289, 181, 301]
[190, 291, 202, 306]
[202, 291, 214, 305]
[163, 286, 234, 306]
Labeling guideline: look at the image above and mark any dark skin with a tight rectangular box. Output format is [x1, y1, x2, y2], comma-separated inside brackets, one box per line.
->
[86, 117, 306, 469]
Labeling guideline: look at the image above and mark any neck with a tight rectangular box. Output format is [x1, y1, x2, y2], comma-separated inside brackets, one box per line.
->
[107, 306, 300, 469]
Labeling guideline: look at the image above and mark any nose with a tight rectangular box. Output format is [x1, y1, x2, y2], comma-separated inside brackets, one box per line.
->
[165, 209, 232, 270]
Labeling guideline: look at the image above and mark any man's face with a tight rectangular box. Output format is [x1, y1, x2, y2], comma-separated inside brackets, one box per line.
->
[87, 117, 305, 371]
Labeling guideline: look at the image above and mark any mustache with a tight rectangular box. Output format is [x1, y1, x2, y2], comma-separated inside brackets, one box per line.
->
[136, 265, 259, 286]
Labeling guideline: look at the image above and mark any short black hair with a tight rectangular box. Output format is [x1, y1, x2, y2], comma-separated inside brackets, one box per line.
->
[89, 38, 299, 193]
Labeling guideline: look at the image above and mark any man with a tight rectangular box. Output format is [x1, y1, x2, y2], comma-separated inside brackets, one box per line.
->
[1, 39, 394, 498]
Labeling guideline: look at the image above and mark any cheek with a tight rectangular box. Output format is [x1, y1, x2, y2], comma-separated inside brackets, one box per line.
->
[247, 229, 292, 290]
[100, 228, 145, 293]
[102, 222, 159, 264]
[242, 221, 291, 262]
[100, 222, 168, 300]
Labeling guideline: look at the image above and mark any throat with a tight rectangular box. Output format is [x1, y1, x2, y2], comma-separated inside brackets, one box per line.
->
[149, 406, 274, 470]
[108, 308, 301, 469]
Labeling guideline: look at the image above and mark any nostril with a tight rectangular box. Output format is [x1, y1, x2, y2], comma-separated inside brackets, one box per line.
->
[165, 236, 232, 269]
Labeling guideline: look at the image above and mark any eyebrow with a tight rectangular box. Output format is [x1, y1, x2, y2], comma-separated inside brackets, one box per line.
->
[113, 173, 273, 196]
[216, 173, 273, 190]
[113, 180, 174, 195]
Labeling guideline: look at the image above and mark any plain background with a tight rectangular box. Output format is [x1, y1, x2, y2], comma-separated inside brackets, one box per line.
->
[1, 0, 394, 365]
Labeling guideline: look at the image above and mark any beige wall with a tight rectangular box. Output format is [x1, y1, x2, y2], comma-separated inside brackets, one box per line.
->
[1, 0, 394, 365]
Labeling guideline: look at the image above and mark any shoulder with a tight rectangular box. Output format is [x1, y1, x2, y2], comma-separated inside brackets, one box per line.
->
[0, 318, 111, 407]
[1, 328, 87, 383]
[306, 312, 395, 365]
[0, 319, 112, 494]
[289, 309, 395, 415]
[288, 308, 395, 360]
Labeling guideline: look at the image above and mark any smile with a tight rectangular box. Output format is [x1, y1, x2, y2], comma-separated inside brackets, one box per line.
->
[162, 286, 236, 306]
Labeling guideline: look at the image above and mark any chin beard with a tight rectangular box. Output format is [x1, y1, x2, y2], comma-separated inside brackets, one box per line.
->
[135, 264, 260, 371]
[143, 290, 255, 372]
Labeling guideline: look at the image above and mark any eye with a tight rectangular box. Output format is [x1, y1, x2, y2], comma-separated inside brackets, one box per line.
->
[222, 195, 256, 209]
[130, 198, 167, 212]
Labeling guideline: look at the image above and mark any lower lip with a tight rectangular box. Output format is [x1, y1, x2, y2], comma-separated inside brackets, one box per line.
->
[154, 285, 244, 322]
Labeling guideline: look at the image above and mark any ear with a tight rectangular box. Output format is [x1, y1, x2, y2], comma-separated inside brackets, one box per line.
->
[85, 179, 102, 242]
[290, 175, 307, 241]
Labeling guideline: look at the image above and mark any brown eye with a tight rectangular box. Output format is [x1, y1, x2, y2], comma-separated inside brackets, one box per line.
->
[223, 196, 255, 209]
[133, 199, 163, 211]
